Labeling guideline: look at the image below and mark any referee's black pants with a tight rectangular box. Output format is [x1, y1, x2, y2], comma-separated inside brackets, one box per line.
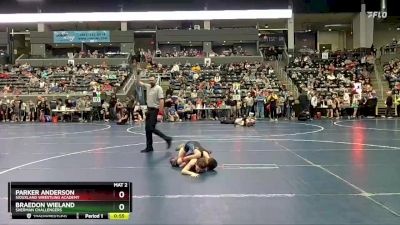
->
[145, 108, 170, 151]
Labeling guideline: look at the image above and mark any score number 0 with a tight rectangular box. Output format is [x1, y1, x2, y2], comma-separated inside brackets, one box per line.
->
[118, 191, 125, 210]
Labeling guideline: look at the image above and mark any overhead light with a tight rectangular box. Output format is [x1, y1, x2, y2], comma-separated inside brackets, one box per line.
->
[328, 28, 332, 31]
[240, 40, 242, 42]
[16, 0, 44, 2]
[0, 9, 293, 23]
[325, 24, 350, 27]
[25, 28, 29, 32]
[264, 24, 269, 28]
[308, 29, 312, 32]
[133, 30, 156, 33]
[223, 41, 226, 43]
[397, 27, 400, 31]
[258, 28, 288, 31]
[167, 41, 170, 44]
[99, 43, 102, 46]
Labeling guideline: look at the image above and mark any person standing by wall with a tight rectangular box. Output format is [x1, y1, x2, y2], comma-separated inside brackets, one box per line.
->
[385, 91, 393, 118]
[126, 96, 136, 124]
[136, 70, 172, 153]
[244, 93, 254, 117]
[286, 92, 295, 120]
[310, 92, 318, 119]
[267, 90, 278, 121]
[298, 89, 310, 114]
[255, 91, 265, 119]
[396, 93, 400, 117]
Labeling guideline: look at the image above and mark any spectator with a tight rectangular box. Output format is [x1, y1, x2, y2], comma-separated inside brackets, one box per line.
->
[214, 73, 221, 83]
[117, 108, 129, 125]
[351, 94, 359, 118]
[298, 89, 309, 113]
[109, 95, 117, 121]
[102, 100, 110, 122]
[133, 104, 144, 123]
[192, 64, 201, 73]
[0, 97, 9, 122]
[333, 95, 341, 119]
[310, 92, 318, 119]
[255, 91, 265, 118]
[244, 93, 254, 116]
[28, 100, 35, 122]
[267, 90, 278, 121]
[385, 91, 393, 118]
[126, 96, 136, 123]
[168, 104, 180, 122]
[12, 96, 22, 122]
[171, 63, 180, 73]
[326, 96, 334, 118]
[286, 92, 295, 120]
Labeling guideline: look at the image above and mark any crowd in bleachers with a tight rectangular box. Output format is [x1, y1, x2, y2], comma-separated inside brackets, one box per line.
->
[137, 49, 154, 63]
[0, 93, 145, 124]
[78, 50, 106, 59]
[211, 46, 253, 57]
[383, 59, 400, 90]
[261, 46, 284, 61]
[153, 46, 256, 58]
[287, 53, 379, 118]
[0, 63, 130, 95]
[158, 48, 204, 58]
[3, 45, 397, 124]
[381, 38, 400, 55]
[147, 62, 298, 122]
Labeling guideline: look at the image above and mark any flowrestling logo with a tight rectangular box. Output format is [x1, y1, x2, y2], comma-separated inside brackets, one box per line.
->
[367, 11, 388, 19]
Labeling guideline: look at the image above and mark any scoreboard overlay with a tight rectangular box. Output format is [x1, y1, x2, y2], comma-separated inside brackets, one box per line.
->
[8, 182, 132, 220]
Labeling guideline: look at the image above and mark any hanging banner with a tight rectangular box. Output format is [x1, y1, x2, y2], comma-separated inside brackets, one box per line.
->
[54, 31, 110, 43]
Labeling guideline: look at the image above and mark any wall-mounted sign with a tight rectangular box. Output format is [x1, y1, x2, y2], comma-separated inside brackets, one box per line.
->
[367, 11, 387, 19]
[53, 31, 110, 43]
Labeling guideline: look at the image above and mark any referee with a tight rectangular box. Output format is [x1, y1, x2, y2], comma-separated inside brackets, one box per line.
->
[136, 70, 172, 153]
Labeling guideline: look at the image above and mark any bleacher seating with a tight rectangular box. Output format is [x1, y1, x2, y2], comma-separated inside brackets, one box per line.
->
[0, 64, 131, 95]
[287, 54, 374, 98]
[167, 63, 280, 98]
[383, 59, 400, 90]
